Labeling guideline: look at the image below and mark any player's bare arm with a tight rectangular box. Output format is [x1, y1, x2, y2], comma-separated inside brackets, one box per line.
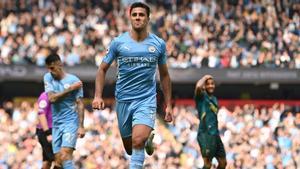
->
[194, 75, 213, 97]
[158, 64, 173, 122]
[38, 113, 52, 142]
[48, 81, 82, 103]
[76, 98, 85, 138]
[92, 62, 110, 110]
[38, 113, 49, 132]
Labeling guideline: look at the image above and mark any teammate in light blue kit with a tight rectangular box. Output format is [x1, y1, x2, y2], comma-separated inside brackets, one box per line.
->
[44, 53, 85, 169]
[92, 2, 173, 169]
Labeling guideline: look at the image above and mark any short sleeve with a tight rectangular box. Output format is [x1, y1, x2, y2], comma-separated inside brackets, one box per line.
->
[102, 39, 118, 65]
[76, 87, 84, 99]
[43, 74, 54, 93]
[72, 76, 83, 99]
[38, 99, 48, 115]
[158, 41, 167, 65]
[194, 91, 206, 102]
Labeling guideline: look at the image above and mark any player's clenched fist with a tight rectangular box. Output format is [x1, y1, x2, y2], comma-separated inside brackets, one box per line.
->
[164, 105, 173, 123]
[77, 127, 85, 138]
[92, 97, 105, 110]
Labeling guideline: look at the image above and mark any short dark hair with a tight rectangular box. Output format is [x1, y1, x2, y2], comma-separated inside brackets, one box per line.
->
[45, 53, 61, 65]
[129, 2, 150, 17]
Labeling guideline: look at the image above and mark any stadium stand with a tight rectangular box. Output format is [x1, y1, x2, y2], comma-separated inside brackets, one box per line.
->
[0, 0, 299, 68]
[0, 100, 299, 168]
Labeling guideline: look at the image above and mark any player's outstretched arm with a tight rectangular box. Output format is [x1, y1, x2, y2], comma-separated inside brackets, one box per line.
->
[92, 62, 110, 110]
[194, 75, 213, 97]
[48, 81, 82, 103]
[77, 98, 85, 138]
[158, 64, 173, 122]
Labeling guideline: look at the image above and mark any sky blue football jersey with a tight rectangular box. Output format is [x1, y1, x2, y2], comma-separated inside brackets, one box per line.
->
[44, 72, 83, 125]
[103, 32, 167, 101]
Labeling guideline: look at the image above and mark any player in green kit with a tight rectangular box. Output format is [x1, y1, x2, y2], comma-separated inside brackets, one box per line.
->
[194, 75, 227, 169]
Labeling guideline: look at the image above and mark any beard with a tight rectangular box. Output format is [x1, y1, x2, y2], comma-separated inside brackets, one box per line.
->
[206, 88, 214, 95]
[131, 20, 147, 32]
[132, 26, 145, 32]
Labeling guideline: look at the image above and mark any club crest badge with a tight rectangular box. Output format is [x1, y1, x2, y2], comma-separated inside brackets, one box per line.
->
[64, 84, 70, 89]
[148, 46, 156, 53]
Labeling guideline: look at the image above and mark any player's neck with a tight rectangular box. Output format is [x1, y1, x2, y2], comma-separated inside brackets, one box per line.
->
[130, 29, 148, 42]
[57, 71, 66, 80]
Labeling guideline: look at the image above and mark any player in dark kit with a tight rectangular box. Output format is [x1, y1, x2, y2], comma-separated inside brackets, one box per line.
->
[194, 75, 227, 169]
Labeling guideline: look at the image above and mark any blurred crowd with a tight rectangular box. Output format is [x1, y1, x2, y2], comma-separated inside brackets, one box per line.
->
[0, 0, 299, 68]
[0, 100, 299, 169]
